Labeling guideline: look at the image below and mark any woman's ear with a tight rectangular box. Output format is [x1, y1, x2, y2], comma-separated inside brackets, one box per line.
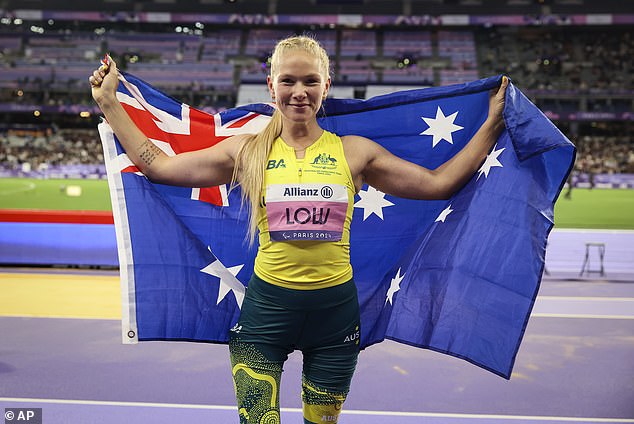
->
[267, 75, 275, 101]
[322, 77, 331, 100]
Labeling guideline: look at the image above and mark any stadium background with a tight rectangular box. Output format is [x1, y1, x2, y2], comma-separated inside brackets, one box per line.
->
[1, 0, 633, 266]
[1, 1, 633, 423]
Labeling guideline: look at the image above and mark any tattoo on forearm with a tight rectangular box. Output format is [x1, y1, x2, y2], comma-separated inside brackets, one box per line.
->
[138, 139, 162, 166]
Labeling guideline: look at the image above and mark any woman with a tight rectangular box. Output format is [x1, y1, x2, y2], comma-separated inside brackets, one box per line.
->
[90, 35, 508, 424]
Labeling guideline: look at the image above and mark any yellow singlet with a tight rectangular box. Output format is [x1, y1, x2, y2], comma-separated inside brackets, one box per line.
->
[253, 130, 355, 290]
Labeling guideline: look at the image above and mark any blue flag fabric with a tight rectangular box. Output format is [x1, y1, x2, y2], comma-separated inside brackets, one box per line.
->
[99, 72, 575, 379]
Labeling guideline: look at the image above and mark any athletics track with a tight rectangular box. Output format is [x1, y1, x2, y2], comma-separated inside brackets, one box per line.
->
[1, 217, 633, 424]
[0, 265, 633, 424]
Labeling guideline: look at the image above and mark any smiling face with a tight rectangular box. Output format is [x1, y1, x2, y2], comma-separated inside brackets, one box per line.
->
[267, 47, 330, 124]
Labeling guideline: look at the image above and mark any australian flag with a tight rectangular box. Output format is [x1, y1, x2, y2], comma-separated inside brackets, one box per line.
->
[99, 72, 575, 379]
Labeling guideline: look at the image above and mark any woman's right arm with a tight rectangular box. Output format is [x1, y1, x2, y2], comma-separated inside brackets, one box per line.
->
[90, 58, 243, 187]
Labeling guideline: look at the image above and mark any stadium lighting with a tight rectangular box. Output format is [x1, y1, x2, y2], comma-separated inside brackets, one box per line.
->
[80, 111, 91, 118]
[397, 55, 415, 68]
[33, 110, 41, 117]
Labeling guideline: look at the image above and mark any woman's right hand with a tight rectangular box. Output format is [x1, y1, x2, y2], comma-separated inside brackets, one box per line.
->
[89, 54, 119, 105]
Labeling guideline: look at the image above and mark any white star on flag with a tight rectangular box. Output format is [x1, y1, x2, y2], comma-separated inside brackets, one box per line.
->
[420, 106, 464, 147]
[354, 186, 395, 221]
[435, 204, 454, 223]
[385, 268, 405, 305]
[200, 248, 245, 307]
[477, 144, 505, 180]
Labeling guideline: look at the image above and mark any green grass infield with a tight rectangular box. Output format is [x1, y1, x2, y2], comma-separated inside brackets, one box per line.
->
[0, 178, 112, 211]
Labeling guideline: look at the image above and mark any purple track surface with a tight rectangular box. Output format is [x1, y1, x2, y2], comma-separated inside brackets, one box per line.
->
[1, 274, 634, 424]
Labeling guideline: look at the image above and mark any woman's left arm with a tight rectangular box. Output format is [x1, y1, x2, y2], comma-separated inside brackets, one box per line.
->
[346, 76, 508, 200]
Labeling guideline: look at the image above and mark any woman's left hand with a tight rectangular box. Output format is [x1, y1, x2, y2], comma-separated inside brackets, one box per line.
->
[488, 76, 509, 124]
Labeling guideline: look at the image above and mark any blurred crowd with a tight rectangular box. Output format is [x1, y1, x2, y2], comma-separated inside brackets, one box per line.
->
[478, 27, 633, 93]
[574, 135, 634, 175]
[1, 24, 632, 100]
[0, 128, 103, 174]
[0, 23, 632, 177]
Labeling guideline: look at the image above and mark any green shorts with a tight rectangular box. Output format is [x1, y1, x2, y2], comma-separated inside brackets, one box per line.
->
[231, 273, 360, 390]
[229, 273, 360, 423]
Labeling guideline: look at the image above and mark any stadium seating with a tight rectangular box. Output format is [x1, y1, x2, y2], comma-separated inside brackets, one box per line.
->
[0, 18, 632, 181]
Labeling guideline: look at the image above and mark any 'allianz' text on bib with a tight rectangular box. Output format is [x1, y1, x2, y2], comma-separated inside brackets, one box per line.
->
[265, 183, 348, 241]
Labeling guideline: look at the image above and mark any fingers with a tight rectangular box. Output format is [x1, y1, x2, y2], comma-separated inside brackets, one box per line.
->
[485, 76, 508, 124]
[497, 75, 509, 96]
[100, 52, 111, 70]
[89, 68, 105, 87]
[89, 53, 116, 88]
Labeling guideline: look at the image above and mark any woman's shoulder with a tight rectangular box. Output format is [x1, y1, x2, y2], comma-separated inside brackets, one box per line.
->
[340, 134, 373, 144]
[341, 134, 379, 153]
[341, 134, 381, 167]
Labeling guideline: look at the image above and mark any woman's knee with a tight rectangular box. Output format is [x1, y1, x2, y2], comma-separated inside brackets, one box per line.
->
[301, 377, 348, 424]
[230, 340, 283, 424]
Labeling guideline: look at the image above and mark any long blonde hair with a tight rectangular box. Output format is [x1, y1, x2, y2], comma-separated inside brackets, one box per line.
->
[231, 35, 331, 245]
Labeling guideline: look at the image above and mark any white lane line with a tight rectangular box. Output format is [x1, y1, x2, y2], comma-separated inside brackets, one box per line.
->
[532, 296, 634, 319]
[551, 229, 634, 234]
[531, 314, 634, 320]
[0, 397, 233, 410]
[538, 296, 634, 301]
[1, 398, 633, 422]
[0, 313, 119, 320]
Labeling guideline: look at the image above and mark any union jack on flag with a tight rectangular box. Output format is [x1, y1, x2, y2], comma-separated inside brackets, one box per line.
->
[99, 71, 575, 379]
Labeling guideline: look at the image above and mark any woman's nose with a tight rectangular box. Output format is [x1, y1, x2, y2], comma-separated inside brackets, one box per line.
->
[291, 84, 307, 98]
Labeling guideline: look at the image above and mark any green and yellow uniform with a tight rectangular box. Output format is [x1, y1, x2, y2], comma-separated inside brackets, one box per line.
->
[230, 131, 360, 424]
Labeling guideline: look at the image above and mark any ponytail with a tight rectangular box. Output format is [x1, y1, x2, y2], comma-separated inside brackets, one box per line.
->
[232, 109, 283, 246]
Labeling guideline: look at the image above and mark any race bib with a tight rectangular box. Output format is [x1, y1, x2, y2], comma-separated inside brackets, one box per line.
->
[265, 183, 348, 241]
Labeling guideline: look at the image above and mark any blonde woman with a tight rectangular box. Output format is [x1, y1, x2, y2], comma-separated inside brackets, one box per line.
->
[90, 35, 508, 424]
